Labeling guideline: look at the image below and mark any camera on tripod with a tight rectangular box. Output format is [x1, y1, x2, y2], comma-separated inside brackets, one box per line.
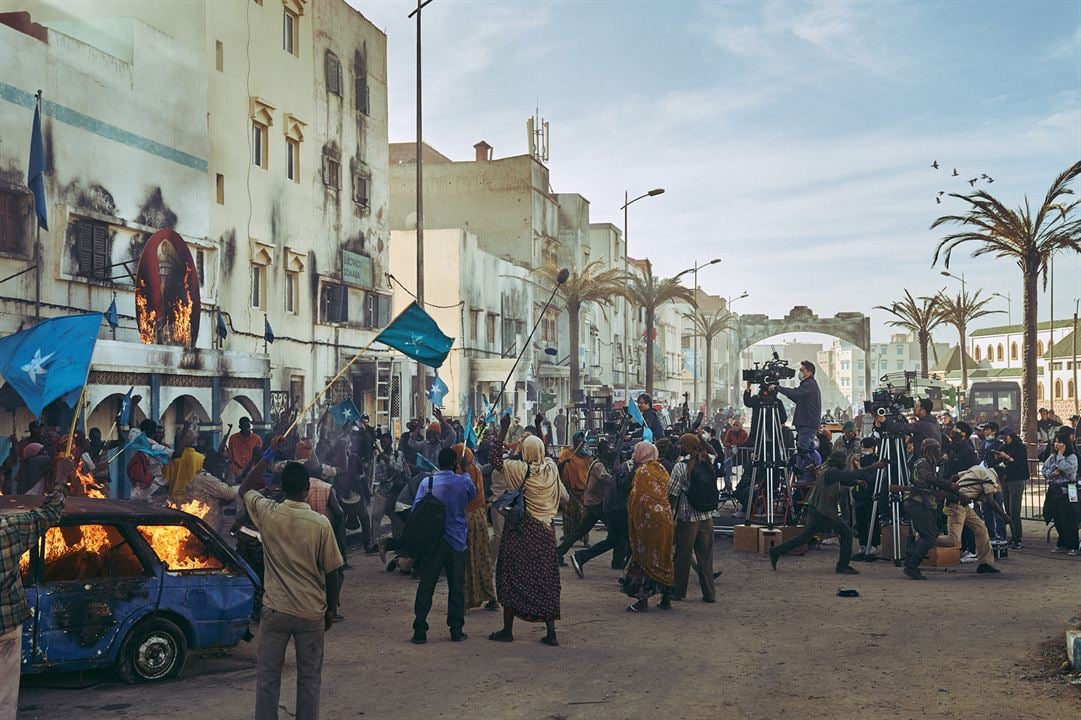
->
[742, 352, 797, 387]
[864, 382, 915, 435]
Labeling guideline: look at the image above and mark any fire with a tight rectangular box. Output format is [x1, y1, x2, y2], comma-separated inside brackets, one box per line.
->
[20, 524, 115, 581]
[70, 459, 106, 499]
[137, 523, 223, 572]
[169, 497, 211, 519]
[135, 279, 158, 344]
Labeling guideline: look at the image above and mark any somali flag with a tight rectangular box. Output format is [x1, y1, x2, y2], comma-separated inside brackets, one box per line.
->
[463, 406, 477, 450]
[127, 430, 173, 465]
[329, 398, 361, 427]
[0, 313, 102, 417]
[626, 398, 645, 427]
[426, 373, 449, 407]
[106, 298, 119, 329]
[375, 302, 454, 369]
[118, 386, 134, 428]
[415, 453, 437, 472]
[28, 100, 48, 230]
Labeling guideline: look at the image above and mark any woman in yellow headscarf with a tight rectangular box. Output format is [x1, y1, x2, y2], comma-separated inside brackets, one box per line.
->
[453, 443, 498, 611]
[623, 441, 675, 612]
[488, 419, 563, 646]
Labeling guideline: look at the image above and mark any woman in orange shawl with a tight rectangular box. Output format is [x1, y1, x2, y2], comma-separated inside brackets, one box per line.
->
[622, 441, 675, 612]
[454, 443, 498, 611]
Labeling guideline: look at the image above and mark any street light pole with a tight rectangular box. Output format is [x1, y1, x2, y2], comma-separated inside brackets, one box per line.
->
[992, 291, 1012, 327]
[620, 188, 664, 407]
[674, 258, 721, 412]
[409, 0, 434, 420]
[1073, 298, 1079, 415]
[726, 292, 748, 407]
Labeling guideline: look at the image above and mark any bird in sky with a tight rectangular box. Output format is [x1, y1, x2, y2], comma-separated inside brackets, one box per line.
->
[980, 173, 989, 179]
[937, 191, 945, 196]
[932, 161, 939, 169]
[935, 196, 942, 204]
[952, 168, 959, 176]
[986, 176, 994, 183]
[968, 178, 979, 186]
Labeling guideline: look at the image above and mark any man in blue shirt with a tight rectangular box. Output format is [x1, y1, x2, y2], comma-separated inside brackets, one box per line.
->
[411, 447, 476, 644]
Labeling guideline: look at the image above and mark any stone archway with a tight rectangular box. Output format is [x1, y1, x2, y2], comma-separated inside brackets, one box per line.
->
[733, 306, 872, 401]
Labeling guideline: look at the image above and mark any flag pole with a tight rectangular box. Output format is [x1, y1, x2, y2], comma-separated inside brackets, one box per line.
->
[283, 336, 381, 439]
[65, 383, 88, 456]
[33, 90, 43, 321]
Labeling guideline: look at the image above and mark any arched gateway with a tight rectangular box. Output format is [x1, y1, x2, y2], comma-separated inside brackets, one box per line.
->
[734, 306, 873, 396]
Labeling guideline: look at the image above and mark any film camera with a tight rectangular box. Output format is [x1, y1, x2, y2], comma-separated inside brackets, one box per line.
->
[864, 386, 915, 435]
[742, 352, 797, 387]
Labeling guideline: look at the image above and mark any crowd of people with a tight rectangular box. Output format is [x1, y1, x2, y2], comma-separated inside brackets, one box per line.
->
[2, 369, 1080, 719]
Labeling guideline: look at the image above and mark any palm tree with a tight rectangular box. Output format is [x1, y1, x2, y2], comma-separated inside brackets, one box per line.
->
[528, 261, 629, 402]
[686, 308, 736, 412]
[932, 161, 1081, 441]
[933, 289, 1002, 393]
[874, 290, 945, 379]
[625, 272, 695, 395]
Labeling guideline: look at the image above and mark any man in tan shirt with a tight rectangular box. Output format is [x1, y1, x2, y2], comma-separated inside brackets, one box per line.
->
[240, 440, 343, 720]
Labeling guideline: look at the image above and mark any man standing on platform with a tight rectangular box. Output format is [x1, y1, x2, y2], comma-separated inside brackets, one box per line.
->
[772, 361, 821, 462]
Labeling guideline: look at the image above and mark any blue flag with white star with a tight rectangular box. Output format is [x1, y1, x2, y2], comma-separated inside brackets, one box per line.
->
[28, 100, 48, 230]
[464, 406, 477, 450]
[106, 298, 119, 329]
[329, 398, 361, 427]
[415, 453, 437, 473]
[375, 302, 454, 369]
[426, 373, 449, 407]
[118, 386, 134, 428]
[264, 315, 275, 344]
[0, 313, 102, 417]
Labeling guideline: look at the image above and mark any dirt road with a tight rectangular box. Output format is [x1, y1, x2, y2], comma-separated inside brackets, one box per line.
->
[18, 521, 1081, 719]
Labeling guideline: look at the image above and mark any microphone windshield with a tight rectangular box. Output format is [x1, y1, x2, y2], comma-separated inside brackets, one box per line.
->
[556, 268, 570, 284]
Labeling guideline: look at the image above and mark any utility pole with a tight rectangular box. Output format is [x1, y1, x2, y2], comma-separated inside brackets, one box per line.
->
[409, 0, 433, 419]
[1073, 298, 1079, 415]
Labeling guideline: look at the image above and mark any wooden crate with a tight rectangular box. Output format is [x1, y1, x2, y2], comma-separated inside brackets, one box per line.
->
[780, 524, 807, 555]
[733, 524, 762, 553]
[921, 546, 961, 567]
[879, 523, 911, 560]
[758, 528, 783, 555]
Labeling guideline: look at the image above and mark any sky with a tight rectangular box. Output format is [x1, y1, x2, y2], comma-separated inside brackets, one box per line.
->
[353, 0, 1081, 347]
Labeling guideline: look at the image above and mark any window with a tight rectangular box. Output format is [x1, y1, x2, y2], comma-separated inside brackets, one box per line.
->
[1054, 379, 1063, 400]
[286, 139, 299, 182]
[542, 239, 559, 265]
[896, 345, 903, 355]
[137, 525, 224, 572]
[215, 174, 225, 204]
[487, 313, 497, 344]
[215, 40, 223, 71]
[250, 264, 266, 309]
[252, 121, 268, 169]
[985, 345, 992, 361]
[469, 310, 479, 341]
[355, 76, 369, 115]
[1069, 380, 1076, 400]
[996, 344, 1004, 361]
[321, 283, 348, 323]
[1010, 342, 1018, 361]
[364, 292, 391, 329]
[896, 360, 904, 370]
[858, 360, 864, 370]
[973, 345, 981, 362]
[352, 174, 369, 207]
[879, 360, 887, 369]
[322, 153, 340, 189]
[1037, 382, 1045, 400]
[282, 10, 297, 56]
[196, 250, 205, 285]
[75, 219, 111, 280]
[1037, 340, 1045, 356]
[285, 271, 298, 314]
[38, 525, 146, 582]
[541, 312, 558, 343]
[325, 52, 343, 96]
[0, 189, 30, 256]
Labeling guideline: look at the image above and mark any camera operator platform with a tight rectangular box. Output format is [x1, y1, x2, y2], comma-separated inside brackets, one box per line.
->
[742, 354, 797, 528]
[863, 379, 918, 566]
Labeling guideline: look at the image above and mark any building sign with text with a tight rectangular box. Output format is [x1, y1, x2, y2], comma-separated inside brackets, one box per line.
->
[342, 250, 373, 288]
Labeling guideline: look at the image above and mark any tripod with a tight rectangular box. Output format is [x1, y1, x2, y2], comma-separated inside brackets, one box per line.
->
[863, 431, 910, 566]
[743, 389, 792, 528]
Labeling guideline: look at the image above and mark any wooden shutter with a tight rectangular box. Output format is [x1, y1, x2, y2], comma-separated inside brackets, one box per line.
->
[377, 294, 390, 328]
[326, 53, 341, 96]
[355, 78, 369, 114]
[77, 221, 94, 277]
[325, 284, 347, 323]
[92, 224, 108, 278]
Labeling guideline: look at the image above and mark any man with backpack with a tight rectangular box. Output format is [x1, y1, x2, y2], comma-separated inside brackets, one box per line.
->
[572, 445, 631, 573]
[769, 450, 887, 574]
[668, 434, 719, 602]
[409, 447, 476, 645]
[561, 441, 614, 574]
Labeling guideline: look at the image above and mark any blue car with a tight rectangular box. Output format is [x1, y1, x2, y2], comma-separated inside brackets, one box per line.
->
[6, 496, 257, 683]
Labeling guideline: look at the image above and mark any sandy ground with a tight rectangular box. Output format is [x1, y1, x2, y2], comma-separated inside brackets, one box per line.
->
[18, 519, 1081, 720]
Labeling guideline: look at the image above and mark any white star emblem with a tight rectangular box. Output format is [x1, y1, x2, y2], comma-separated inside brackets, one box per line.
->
[21, 349, 55, 385]
[341, 408, 354, 420]
[405, 332, 425, 351]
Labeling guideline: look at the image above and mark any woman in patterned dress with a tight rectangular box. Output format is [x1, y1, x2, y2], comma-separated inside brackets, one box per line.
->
[622, 441, 675, 612]
[488, 416, 563, 646]
[453, 442, 498, 610]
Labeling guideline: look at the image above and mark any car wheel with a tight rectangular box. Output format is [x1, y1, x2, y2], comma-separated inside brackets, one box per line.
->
[118, 617, 188, 683]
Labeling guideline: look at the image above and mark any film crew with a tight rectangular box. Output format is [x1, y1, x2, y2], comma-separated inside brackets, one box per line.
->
[573, 447, 632, 572]
[771, 360, 821, 462]
[563, 440, 613, 574]
[897, 439, 956, 580]
[852, 436, 883, 562]
[942, 465, 1006, 574]
[769, 450, 887, 574]
[909, 398, 941, 446]
[990, 428, 1028, 549]
[733, 381, 788, 518]
[634, 394, 666, 441]
[942, 421, 978, 477]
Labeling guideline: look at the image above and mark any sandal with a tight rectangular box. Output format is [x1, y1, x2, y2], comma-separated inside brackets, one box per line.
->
[487, 630, 514, 642]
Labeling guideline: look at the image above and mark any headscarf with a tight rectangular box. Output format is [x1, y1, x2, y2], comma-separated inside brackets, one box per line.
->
[571, 431, 590, 457]
[627, 451, 674, 586]
[453, 443, 485, 513]
[632, 441, 658, 466]
[502, 435, 561, 522]
[21, 443, 44, 460]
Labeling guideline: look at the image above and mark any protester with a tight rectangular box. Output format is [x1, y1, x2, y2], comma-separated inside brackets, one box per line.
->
[667, 434, 717, 603]
[228, 416, 262, 480]
[910, 398, 942, 446]
[721, 419, 748, 492]
[557, 431, 593, 555]
[410, 447, 476, 644]
[564, 440, 614, 575]
[635, 394, 666, 440]
[0, 457, 69, 719]
[574, 447, 631, 572]
[488, 421, 562, 646]
[240, 439, 344, 720]
[622, 442, 675, 613]
[454, 443, 498, 612]
[1044, 433, 1079, 554]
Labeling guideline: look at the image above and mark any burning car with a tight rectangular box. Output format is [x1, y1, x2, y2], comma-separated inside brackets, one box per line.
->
[9, 496, 257, 683]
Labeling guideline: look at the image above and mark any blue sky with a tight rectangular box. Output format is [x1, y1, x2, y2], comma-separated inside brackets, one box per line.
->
[355, 0, 1081, 345]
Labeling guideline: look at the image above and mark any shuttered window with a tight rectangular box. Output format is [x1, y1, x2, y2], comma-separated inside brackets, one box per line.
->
[75, 219, 110, 279]
[0, 190, 30, 256]
[364, 292, 391, 329]
[323, 154, 340, 189]
[322, 283, 348, 324]
[325, 52, 343, 97]
[355, 77, 369, 115]
[352, 175, 369, 207]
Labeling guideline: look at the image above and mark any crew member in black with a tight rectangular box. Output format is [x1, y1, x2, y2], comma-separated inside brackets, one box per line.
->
[898, 438, 957, 580]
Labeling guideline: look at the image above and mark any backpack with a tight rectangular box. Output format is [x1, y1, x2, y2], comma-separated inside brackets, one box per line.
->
[402, 476, 446, 559]
[604, 461, 634, 514]
[685, 460, 720, 513]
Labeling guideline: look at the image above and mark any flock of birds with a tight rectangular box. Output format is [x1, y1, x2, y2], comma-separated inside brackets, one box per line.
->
[931, 160, 994, 203]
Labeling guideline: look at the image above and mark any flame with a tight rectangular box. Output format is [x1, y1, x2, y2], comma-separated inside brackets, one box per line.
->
[21, 524, 115, 580]
[135, 279, 157, 344]
[137, 523, 223, 572]
[169, 276, 193, 346]
[69, 459, 106, 499]
[169, 497, 211, 519]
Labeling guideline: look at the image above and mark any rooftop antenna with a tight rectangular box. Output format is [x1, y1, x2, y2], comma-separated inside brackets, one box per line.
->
[527, 107, 549, 162]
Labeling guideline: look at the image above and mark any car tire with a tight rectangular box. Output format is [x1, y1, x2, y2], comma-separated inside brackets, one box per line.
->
[117, 617, 188, 684]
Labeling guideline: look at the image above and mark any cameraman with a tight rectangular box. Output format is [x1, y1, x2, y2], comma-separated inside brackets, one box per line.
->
[734, 381, 788, 517]
[910, 398, 941, 446]
[771, 360, 821, 460]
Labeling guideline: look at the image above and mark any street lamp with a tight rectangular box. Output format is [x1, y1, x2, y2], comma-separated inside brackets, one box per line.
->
[675, 258, 722, 410]
[941, 270, 974, 391]
[991, 292, 1012, 326]
[620, 188, 665, 407]
[726, 292, 749, 406]
[940, 270, 966, 296]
